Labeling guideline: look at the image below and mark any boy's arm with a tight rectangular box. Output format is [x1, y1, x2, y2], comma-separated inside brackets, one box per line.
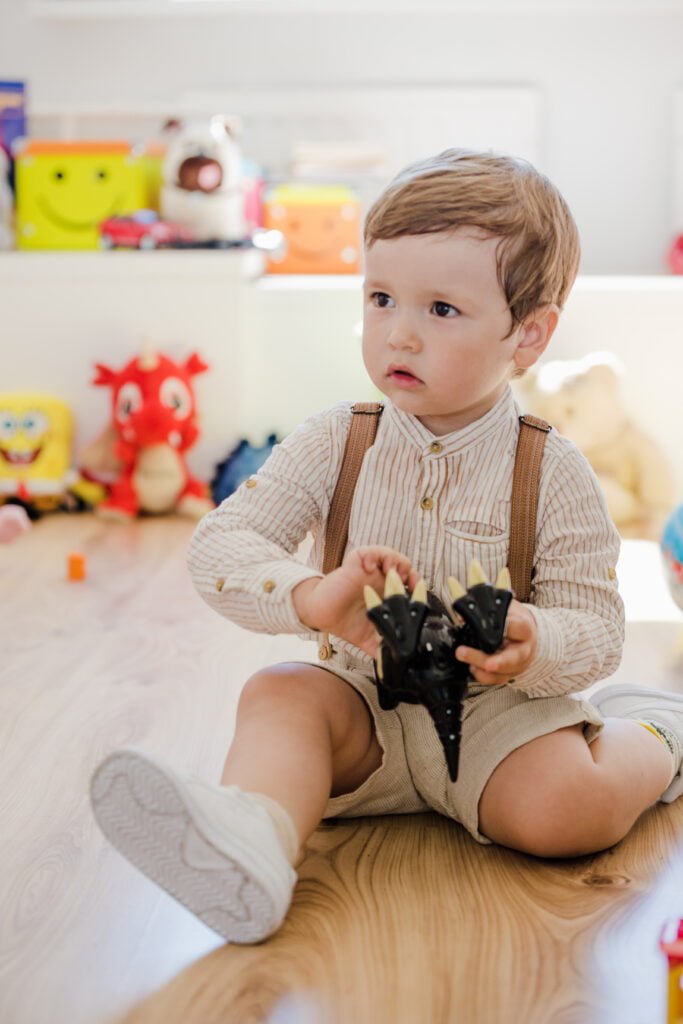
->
[461, 442, 625, 698]
[187, 404, 350, 635]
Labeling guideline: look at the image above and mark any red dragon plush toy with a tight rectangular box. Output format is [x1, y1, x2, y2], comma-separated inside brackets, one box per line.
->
[91, 349, 214, 520]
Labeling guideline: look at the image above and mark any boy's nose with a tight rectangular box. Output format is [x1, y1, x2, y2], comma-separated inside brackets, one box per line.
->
[388, 318, 421, 351]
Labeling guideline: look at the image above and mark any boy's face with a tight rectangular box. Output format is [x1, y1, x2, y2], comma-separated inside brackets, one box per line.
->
[362, 229, 555, 435]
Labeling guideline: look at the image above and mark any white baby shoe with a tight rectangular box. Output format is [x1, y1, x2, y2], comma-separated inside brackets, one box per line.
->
[590, 683, 683, 803]
[90, 748, 297, 942]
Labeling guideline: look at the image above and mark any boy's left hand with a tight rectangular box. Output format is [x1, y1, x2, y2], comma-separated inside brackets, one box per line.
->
[455, 599, 537, 685]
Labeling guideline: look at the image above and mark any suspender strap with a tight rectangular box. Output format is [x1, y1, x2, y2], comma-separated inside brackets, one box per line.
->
[322, 402, 384, 576]
[508, 414, 551, 603]
[319, 402, 383, 660]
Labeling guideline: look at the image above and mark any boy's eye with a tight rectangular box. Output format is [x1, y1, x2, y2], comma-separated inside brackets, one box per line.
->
[370, 291, 395, 308]
[431, 301, 459, 318]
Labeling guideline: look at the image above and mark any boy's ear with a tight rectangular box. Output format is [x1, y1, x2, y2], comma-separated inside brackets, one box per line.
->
[512, 305, 560, 371]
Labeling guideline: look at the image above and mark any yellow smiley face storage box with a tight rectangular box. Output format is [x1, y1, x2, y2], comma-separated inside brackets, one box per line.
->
[15, 140, 147, 250]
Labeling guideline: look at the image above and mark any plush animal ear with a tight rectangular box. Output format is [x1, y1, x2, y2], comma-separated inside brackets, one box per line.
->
[184, 352, 209, 377]
[212, 114, 242, 139]
[92, 363, 117, 387]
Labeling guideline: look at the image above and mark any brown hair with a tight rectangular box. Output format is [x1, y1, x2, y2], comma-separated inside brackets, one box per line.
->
[364, 149, 580, 331]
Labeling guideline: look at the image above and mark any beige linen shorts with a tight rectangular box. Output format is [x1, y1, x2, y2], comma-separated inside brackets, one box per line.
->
[318, 651, 605, 844]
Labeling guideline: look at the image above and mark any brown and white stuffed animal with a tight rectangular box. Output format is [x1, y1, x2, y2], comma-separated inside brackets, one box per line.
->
[160, 115, 246, 243]
[515, 351, 675, 539]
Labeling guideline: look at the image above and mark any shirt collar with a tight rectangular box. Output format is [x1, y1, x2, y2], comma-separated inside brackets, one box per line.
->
[384, 387, 519, 457]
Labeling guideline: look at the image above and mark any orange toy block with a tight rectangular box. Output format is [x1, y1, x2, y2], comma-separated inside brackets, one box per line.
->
[264, 184, 361, 274]
[67, 551, 87, 581]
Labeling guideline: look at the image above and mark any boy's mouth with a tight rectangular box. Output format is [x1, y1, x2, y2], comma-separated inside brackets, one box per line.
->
[387, 365, 424, 388]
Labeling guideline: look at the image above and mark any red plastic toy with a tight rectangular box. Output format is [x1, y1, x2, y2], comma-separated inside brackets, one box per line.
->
[92, 350, 213, 519]
[668, 235, 683, 275]
[100, 210, 196, 250]
[661, 918, 683, 1023]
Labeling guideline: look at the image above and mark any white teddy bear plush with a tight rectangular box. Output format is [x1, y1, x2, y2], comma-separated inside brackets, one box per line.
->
[514, 351, 675, 539]
[160, 115, 246, 243]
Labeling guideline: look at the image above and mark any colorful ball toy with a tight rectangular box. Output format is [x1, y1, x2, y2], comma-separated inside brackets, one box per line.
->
[661, 504, 683, 611]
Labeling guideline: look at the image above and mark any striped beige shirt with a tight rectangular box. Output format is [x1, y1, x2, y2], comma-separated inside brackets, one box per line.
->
[188, 387, 624, 698]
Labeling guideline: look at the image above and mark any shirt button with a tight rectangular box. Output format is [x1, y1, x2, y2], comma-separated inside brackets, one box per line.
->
[245, 478, 257, 489]
[420, 496, 434, 511]
[429, 442, 443, 454]
[263, 579, 276, 593]
[607, 567, 617, 580]
[215, 577, 226, 592]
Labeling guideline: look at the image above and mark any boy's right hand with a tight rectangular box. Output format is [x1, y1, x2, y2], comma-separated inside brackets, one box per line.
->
[293, 546, 421, 659]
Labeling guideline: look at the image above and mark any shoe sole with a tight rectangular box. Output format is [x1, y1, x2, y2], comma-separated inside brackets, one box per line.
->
[90, 749, 283, 943]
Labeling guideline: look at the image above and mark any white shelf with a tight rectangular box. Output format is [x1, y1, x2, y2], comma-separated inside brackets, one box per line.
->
[0, 248, 265, 283]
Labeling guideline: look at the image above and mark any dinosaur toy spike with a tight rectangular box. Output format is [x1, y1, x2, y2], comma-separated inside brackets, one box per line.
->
[364, 585, 382, 610]
[496, 566, 512, 590]
[411, 579, 428, 604]
[447, 576, 466, 601]
[384, 568, 405, 597]
[467, 559, 488, 588]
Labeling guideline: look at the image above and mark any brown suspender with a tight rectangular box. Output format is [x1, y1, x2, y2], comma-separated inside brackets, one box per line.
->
[322, 403, 385, 576]
[509, 414, 552, 603]
[319, 402, 550, 658]
[319, 403, 384, 659]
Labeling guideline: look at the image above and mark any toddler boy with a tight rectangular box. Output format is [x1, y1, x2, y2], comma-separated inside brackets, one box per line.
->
[91, 149, 683, 945]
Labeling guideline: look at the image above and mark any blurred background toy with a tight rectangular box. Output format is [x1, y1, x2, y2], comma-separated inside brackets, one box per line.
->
[668, 233, 683, 275]
[264, 183, 361, 274]
[67, 551, 87, 582]
[160, 116, 247, 244]
[211, 433, 278, 505]
[99, 209, 196, 250]
[0, 391, 104, 517]
[0, 504, 30, 542]
[86, 348, 214, 520]
[515, 351, 675, 539]
[0, 79, 26, 189]
[660, 918, 683, 1024]
[0, 146, 13, 250]
[15, 140, 147, 250]
[661, 505, 683, 613]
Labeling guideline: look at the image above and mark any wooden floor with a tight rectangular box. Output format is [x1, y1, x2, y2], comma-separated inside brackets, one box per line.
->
[2, 514, 683, 1024]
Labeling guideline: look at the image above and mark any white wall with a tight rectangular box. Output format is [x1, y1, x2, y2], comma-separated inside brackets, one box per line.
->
[1, 2, 683, 273]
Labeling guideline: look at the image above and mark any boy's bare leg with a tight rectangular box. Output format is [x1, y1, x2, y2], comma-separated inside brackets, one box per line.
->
[478, 720, 673, 857]
[221, 663, 383, 845]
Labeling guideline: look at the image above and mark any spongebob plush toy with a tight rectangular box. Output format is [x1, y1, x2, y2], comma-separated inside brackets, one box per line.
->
[0, 392, 103, 515]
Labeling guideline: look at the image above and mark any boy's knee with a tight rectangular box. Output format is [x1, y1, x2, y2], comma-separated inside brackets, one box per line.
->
[237, 666, 369, 739]
[480, 765, 624, 858]
[237, 666, 317, 715]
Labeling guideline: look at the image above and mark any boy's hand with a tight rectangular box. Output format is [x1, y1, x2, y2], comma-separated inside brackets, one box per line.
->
[455, 599, 537, 685]
[293, 546, 421, 658]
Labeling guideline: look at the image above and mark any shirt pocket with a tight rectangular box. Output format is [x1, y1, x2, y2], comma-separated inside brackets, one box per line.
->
[443, 501, 510, 586]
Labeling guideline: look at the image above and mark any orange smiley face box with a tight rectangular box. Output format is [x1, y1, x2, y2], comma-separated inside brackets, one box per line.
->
[264, 184, 361, 274]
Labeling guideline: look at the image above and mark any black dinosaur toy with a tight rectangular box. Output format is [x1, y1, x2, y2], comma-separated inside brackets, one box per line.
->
[364, 561, 513, 782]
